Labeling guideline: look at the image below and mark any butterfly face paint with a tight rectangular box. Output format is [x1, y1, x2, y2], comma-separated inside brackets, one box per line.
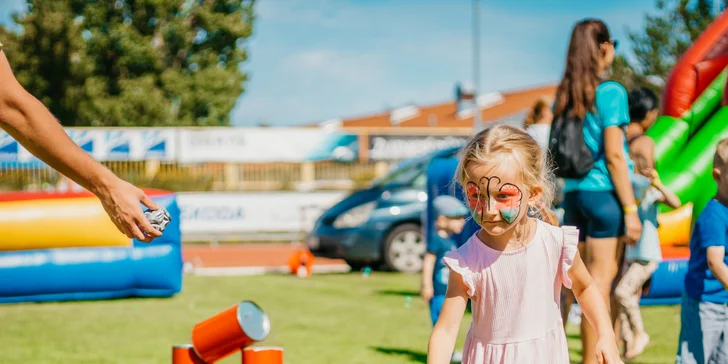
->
[466, 182, 484, 214]
[495, 184, 522, 224]
[466, 176, 523, 225]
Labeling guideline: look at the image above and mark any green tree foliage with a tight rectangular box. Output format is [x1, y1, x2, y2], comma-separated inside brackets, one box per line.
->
[0, 0, 254, 127]
[611, 0, 725, 95]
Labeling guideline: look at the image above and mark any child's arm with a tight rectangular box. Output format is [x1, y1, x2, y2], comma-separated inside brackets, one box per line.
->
[421, 253, 436, 301]
[568, 251, 623, 364]
[707, 247, 728, 290]
[427, 270, 468, 364]
[652, 176, 681, 209]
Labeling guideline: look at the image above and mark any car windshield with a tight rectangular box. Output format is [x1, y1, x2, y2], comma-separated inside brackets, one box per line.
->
[373, 161, 425, 187]
[371, 146, 461, 188]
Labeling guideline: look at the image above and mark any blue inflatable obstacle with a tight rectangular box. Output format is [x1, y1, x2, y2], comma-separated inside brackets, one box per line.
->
[639, 259, 689, 306]
[424, 157, 688, 306]
[0, 189, 183, 304]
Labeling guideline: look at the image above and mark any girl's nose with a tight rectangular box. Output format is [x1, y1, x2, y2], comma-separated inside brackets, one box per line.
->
[483, 199, 499, 217]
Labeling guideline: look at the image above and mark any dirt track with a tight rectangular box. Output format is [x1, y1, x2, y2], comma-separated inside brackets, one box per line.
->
[182, 243, 346, 268]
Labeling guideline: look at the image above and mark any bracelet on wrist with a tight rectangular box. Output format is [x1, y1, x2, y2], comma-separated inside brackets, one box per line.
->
[623, 204, 638, 215]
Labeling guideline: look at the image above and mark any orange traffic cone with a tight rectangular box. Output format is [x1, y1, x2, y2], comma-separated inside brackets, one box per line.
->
[288, 249, 314, 278]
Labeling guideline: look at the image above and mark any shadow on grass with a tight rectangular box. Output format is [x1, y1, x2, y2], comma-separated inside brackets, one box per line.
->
[568, 347, 583, 364]
[372, 347, 427, 363]
[376, 289, 420, 297]
[375, 289, 474, 314]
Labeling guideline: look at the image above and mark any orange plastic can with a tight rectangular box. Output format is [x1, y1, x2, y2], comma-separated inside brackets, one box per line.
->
[172, 344, 204, 364]
[242, 347, 284, 364]
[192, 301, 271, 363]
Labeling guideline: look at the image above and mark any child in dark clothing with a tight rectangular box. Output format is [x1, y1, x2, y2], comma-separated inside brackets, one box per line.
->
[421, 195, 468, 363]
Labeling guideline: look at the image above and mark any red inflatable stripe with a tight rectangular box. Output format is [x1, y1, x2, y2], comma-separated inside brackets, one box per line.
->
[663, 11, 728, 117]
[0, 189, 172, 202]
[660, 245, 690, 260]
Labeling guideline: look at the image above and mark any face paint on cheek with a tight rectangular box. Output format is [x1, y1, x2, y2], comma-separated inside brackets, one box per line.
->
[466, 182, 483, 213]
[498, 205, 519, 224]
[495, 184, 523, 224]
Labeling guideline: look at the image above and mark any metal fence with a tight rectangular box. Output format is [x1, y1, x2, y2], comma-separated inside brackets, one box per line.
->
[0, 161, 388, 192]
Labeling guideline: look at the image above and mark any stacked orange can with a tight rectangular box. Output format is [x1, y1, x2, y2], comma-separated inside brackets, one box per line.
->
[242, 347, 284, 364]
[171, 344, 204, 364]
[173, 301, 276, 364]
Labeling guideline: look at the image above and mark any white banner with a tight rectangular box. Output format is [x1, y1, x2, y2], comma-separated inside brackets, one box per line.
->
[177, 191, 347, 236]
[368, 135, 468, 161]
[177, 128, 334, 163]
[97, 128, 177, 161]
[0, 128, 177, 163]
[0, 132, 21, 162]
[1, 126, 468, 164]
[138, 129, 177, 161]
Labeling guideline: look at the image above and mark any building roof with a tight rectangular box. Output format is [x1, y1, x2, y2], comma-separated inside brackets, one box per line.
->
[337, 83, 557, 130]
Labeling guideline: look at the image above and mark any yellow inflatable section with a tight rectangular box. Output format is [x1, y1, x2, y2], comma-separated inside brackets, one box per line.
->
[657, 203, 693, 247]
[0, 196, 131, 251]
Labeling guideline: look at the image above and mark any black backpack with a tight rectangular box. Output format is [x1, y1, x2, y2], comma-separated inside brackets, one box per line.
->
[548, 109, 594, 179]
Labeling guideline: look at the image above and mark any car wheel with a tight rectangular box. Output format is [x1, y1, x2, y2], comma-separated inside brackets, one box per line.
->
[383, 223, 425, 273]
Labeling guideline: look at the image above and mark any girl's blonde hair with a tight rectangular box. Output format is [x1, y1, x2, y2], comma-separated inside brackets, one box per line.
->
[456, 125, 558, 226]
[523, 96, 553, 129]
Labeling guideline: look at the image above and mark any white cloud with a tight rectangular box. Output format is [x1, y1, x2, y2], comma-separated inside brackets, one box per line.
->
[290, 50, 331, 70]
[282, 49, 389, 89]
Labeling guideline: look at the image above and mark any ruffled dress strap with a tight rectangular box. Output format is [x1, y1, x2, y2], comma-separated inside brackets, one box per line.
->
[560, 225, 579, 289]
[443, 250, 477, 297]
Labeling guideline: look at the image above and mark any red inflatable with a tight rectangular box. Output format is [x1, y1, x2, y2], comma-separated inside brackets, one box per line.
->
[663, 10, 728, 117]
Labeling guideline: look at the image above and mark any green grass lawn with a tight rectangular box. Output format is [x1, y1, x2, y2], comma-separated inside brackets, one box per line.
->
[0, 273, 680, 363]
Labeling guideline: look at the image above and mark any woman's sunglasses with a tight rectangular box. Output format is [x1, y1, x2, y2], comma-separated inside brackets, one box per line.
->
[610, 39, 619, 49]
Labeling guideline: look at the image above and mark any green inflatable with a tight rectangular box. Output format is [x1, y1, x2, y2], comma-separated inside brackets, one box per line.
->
[647, 66, 728, 217]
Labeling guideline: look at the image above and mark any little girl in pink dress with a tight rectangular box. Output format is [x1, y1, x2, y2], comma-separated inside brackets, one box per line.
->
[427, 125, 622, 364]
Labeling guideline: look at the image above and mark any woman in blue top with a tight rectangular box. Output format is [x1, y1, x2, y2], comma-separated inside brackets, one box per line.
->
[554, 19, 642, 364]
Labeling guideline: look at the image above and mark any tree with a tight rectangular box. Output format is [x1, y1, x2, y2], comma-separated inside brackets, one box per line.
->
[0, 0, 254, 127]
[0, 1, 85, 124]
[611, 0, 725, 95]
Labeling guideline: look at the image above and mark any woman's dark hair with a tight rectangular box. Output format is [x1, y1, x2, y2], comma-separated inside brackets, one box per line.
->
[628, 87, 659, 122]
[553, 19, 612, 119]
[523, 96, 552, 129]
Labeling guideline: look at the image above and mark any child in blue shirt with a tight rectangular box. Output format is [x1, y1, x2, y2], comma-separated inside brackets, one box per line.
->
[420, 195, 468, 362]
[677, 138, 728, 363]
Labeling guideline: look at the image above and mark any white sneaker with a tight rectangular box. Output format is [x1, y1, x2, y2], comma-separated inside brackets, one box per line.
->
[451, 350, 463, 363]
[626, 332, 650, 359]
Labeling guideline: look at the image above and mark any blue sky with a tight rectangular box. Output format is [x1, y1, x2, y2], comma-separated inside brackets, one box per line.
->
[1, 0, 658, 126]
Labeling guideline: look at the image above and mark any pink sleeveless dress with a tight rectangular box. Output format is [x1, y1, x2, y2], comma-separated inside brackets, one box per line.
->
[443, 220, 579, 364]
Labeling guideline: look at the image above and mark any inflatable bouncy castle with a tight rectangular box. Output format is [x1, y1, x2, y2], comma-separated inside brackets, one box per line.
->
[0, 189, 182, 304]
[651, 10, 728, 217]
[641, 10, 728, 305]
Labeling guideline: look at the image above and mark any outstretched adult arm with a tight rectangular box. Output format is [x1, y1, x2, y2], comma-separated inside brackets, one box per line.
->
[0, 48, 161, 242]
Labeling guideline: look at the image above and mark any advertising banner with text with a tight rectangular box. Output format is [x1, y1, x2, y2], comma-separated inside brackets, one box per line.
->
[176, 128, 356, 163]
[367, 135, 469, 161]
[0, 127, 471, 165]
[177, 191, 347, 237]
